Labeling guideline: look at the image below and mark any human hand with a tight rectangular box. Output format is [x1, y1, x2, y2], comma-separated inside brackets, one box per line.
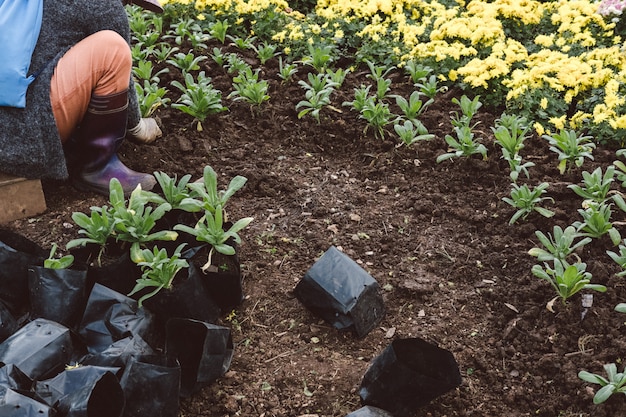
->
[127, 118, 162, 144]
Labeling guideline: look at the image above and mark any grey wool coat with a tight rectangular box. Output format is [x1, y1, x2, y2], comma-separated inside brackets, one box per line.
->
[0, 0, 142, 180]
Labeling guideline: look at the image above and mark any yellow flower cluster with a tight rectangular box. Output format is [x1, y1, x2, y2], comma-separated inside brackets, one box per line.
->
[160, 0, 626, 138]
[457, 39, 527, 88]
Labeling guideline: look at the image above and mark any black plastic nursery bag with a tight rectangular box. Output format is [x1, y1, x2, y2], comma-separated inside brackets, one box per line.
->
[294, 246, 385, 338]
[119, 354, 180, 417]
[79, 335, 155, 368]
[28, 265, 89, 329]
[0, 300, 18, 343]
[0, 318, 75, 380]
[359, 337, 462, 417]
[142, 262, 221, 327]
[35, 365, 124, 417]
[71, 244, 140, 296]
[0, 385, 54, 416]
[165, 318, 234, 397]
[0, 229, 47, 314]
[78, 283, 156, 354]
[0, 363, 33, 391]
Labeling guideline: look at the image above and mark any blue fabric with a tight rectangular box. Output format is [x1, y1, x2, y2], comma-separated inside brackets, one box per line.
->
[0, 0, 44, 108]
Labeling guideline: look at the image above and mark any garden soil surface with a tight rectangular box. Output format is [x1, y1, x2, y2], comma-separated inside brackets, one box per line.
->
[5, 43, 626, 417]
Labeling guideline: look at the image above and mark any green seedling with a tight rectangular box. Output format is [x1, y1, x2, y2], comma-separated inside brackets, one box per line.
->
[532, 259, 606, 304]
[171, 71, 227, 130]
[502, 182, 554, 224]
[128, 243, 189, 307]
[573, 202, 621, 245]
[436, 125, 487, 163]
[44, 243, 75, 270]
[579, 363, 626, 404]
[528, 225, 591, 262]
[278, 57, 298, 83]
[393, 119, 434, 146]
[542, 129, 596, 174]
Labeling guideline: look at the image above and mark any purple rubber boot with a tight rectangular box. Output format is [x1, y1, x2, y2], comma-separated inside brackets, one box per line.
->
[68, 90, 156, 196]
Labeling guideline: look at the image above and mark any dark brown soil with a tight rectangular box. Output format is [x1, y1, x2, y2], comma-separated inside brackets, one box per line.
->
[5, 41, 626, 417]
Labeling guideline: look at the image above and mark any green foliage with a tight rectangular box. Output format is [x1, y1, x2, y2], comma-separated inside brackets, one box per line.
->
[492, 113, 534, 182]
[175, 206, 253, 257]
[228, 35, 258, 50]
[579, 363, 626, 404]
[128, 243, 189, 307]
[365, 59, 394, 100]
[151, 171, 200, 212]
[296, 89, 332, 123]
[568, 166, 619, 205]
[436, 125, 487, 163]
[359, 97, 395, 140]
[183, 165, 248, 214]
[606, 240, 626, 277]
[325, 67, 350, 88]
[450, 95, 482, 128]
[278, 57, 298, 83]
[300, 44, 335, 73]
[151, 43, 179, 63]
[573, 202, 621, 245]
[531, 259, 606, 304]
[542, 129, 596, 175]
[171, 71, 227, 128]
[254, 41, 279, 64]
[133, 60, 169, 85]
[502, 182, 555, 224]
[66, 206, 115, 257]
[44, 244, 75, 270]
[528, 225, 592, 263]
[135, 80, 170, 118]
[392, 91, 433, 124]
[108, 179, 178, 260]
[393, 119, 434, 147]
[228, 67, 270, 108]
[342, 85, 372, 112]
[166, 51, 208, 74]
[415, 75, 445, 100]
[165, 18, 203, 46]
[403, 60, 433, 84]
[209, 19, 230, 43]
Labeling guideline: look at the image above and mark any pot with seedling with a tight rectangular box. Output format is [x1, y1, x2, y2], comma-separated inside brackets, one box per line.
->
[67, 178, 178, 295]
[173, 165, 253, 313]
[27, 244, 89, 329]
[128, 243, 220, 328]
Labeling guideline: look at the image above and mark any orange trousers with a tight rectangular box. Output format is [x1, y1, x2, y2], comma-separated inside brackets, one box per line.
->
[51, 30, 132, 143]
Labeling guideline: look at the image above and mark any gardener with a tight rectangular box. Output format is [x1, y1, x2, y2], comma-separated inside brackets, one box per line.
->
[0, 0, 164, 196]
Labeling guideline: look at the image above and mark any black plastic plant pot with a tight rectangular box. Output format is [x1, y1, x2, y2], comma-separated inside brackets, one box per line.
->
[78, 283, 156, 354]
[70, 244, 140, 296]
[345, 405, 394, 417]
[28, 265, 89, 329]
[35, 366, 124, 417]
[0, 300, 18, 344]
[79, 335, 155, 368]
[359, 337, 462, 417]
[294, 246, 385, 338]
[142, 262, 221, 327]
[119, 354, 180, 417]
[186, 243, 244, 313]
[0, 318, 75, 380]
[0, 230, 47, 314]
[165, 318, 234, 397]
[0, 386, 53, 416]
[56, 371, 124, 417]
[0, 364, 33, 391]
